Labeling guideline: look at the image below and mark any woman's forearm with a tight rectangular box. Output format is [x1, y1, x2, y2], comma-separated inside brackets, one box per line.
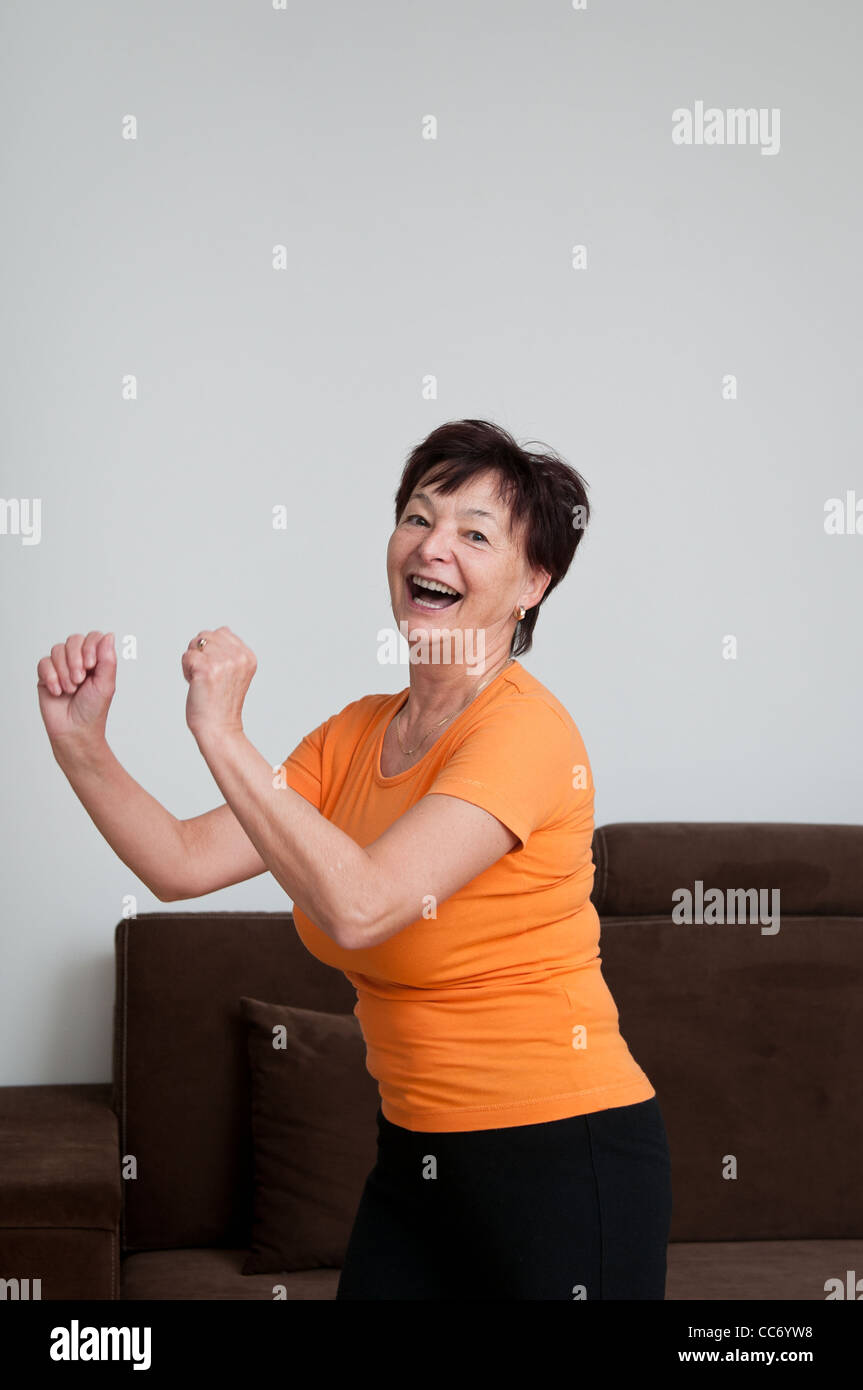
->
[194, 725, 371, 944]
[51, 735, 189, 901]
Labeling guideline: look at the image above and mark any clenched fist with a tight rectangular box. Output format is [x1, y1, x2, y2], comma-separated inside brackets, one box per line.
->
[37, 631, 116, 746]
[182, 626, 257, 740]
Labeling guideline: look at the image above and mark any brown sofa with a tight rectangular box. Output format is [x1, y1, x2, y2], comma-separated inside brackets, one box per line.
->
[2, 821, 861, 1301]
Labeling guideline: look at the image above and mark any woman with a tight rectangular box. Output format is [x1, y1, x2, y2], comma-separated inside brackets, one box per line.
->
[37, 418, 672, 1301]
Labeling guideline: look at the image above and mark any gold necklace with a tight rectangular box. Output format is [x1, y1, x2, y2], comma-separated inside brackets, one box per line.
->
[395, 657, 515, 756]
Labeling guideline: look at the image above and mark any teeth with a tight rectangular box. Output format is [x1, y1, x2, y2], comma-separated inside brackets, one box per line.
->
[411, 575, 460, 597]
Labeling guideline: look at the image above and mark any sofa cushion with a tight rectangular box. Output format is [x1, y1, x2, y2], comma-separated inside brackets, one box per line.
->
[240, 997, 379, 1275]
[665, 1239, 863, 1301]
[118, 1239, 863, 1301]
[121, 1247, 340, 1300]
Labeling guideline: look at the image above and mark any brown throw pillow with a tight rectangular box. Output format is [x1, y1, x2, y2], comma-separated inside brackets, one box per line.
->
[240, 996, 380, 1274]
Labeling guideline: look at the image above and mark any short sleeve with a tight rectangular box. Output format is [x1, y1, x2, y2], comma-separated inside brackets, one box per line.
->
[427, 697, 584, 851]
[277, 716, 331, 811]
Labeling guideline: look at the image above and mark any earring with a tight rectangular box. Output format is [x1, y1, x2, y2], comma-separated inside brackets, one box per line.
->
[514, 605, 526, 621]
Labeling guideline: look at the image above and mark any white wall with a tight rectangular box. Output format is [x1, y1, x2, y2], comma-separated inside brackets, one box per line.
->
[2, 0, 860, 1083]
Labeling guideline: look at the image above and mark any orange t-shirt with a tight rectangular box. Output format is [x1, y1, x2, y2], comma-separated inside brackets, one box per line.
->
[279, 659, 655, 1133]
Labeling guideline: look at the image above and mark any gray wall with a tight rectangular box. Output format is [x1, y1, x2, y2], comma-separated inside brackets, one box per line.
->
[2, 0, 860, 1084]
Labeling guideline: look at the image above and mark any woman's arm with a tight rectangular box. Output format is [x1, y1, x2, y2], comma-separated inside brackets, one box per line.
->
[194, 726, 519, 948]
[37, 631, 210, 903]
[54, 736, 298, 902]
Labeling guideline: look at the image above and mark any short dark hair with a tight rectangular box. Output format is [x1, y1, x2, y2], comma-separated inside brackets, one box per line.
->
[393, 419, 590, 658]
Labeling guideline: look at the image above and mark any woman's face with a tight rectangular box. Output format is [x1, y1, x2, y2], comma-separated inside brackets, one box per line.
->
[386, 469, 548, 654]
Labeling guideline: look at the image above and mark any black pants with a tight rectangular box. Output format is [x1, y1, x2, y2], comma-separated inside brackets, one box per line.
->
[336, 1095, 673, 1300]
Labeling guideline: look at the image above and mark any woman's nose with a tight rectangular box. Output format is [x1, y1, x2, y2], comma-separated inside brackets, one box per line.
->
[416, 526, 454, 560]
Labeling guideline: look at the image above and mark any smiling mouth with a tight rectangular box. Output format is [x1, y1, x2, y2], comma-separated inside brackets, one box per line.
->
[406, 574, 463, 609]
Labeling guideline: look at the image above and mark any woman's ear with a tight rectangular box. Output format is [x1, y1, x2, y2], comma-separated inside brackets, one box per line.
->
[524, 567, 552, 609]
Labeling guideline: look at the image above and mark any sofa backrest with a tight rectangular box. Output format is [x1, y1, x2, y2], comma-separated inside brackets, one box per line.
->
[113, 822, 863, 1251]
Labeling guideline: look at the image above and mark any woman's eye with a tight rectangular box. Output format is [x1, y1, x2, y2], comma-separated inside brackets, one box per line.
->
[403, 514, 486, 544]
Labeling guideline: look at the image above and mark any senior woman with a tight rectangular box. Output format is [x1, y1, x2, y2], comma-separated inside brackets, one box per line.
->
[37, 418, 672, 1301]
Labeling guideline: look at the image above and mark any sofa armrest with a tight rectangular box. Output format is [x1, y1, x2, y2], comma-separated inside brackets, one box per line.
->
[0, 1083, 121, 1300]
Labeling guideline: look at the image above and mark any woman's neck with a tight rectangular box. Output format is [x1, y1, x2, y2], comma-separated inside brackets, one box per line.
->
[398, 650, 515, 734]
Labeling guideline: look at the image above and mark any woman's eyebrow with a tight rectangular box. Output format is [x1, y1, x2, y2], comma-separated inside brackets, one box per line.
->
[411, 491, 500, 524]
